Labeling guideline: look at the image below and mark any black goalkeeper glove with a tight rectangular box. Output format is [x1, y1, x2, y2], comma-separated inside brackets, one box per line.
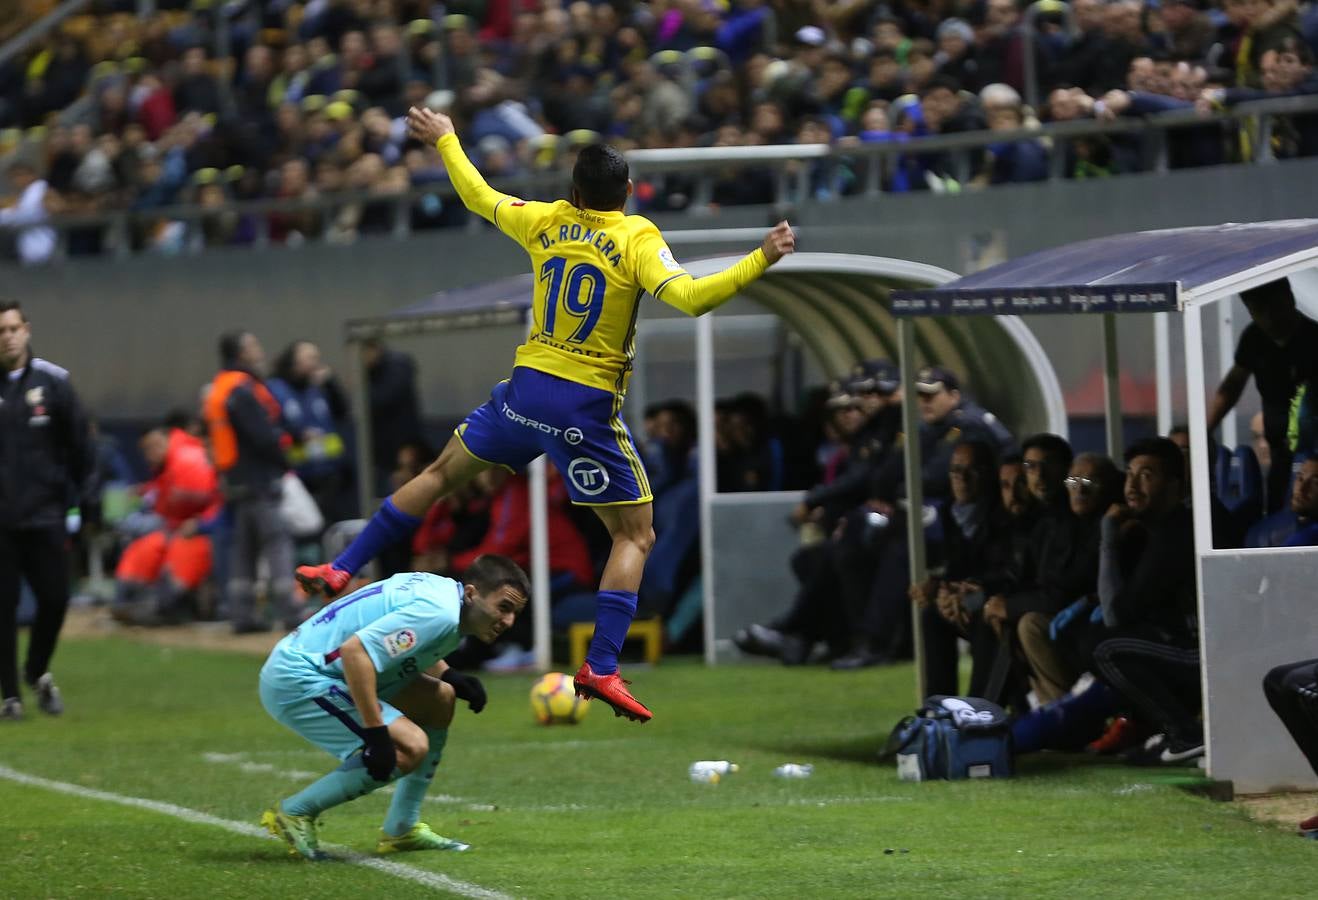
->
[360, 725, 396, 781]
[442, 669, 488, 713]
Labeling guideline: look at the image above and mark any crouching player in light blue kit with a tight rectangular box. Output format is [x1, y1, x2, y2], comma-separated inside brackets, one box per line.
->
[259, 555, 528, 859]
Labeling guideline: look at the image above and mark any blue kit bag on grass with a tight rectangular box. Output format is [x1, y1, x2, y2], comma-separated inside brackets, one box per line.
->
[883, 695, 1014, 781]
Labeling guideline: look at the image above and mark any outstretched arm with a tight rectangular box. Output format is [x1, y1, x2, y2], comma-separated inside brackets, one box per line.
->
[643, 221, 795, 316]
[408, 106, 543, 243]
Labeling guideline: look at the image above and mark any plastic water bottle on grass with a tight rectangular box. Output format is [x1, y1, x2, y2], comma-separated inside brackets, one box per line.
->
[689, 761, 739, 777]
[773, 763, 814, 779]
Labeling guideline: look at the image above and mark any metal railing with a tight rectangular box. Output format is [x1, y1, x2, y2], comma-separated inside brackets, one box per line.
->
[4, 94, 1318, 263]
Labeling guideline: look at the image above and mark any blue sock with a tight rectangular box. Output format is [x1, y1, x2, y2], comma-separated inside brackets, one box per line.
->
[282, 754, 394, 818]
[382, 727, 447, 837]
[586, 590, 637, 675]
[332, 497, 422, 575]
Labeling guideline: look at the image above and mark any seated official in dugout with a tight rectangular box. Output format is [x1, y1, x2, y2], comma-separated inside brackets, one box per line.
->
[297, 106, 795, 723]
[260, 556, 528, 858]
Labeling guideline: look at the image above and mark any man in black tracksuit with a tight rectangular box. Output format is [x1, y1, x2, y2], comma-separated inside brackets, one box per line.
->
[0, 299, 93, 720]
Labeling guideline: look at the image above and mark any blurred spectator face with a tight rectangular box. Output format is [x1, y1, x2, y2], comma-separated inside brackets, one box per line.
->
[341, 31, 367, 63]
[1292, 459, 1318, 518]
[1103, 2, 1144, 43]
[123, 123, 147, 149]
[873, 20, 905, 51]
[1073, 0, 1105, 32]
[280, 158, 310, 195]
[1066, 457, 1105, 517]
[395, 443, 426, 479]
[569, 0, 594, 33]
[654, 407, 695, 450]
[939, 31, 969, 61]
[197, 183, 226, 207]
[916, 385, 959, 423]
[796, 118, 832, 144]
[182, 47, 208, 77]
[1251, 411, 1271, 469]
[949, 445, 984, 505]
[276, 103, 302, 134]
[0, 306, 31, 370]
[831, 402, 865, 438]
[751, 101, 786, 137]
[140, 429, 170, 470]
[316, 161, 345, 193]
[1023, 444, 1067, 504]
[1124, 452, 1178, 516]
[1170, 62, 1206, 100]
[1262, 48, 1311, 92]
[448, 27, 477, 57]
[920, 86, 959, 132]
[237, 333, 268, 377]
[1225, 0, 1267, 29]
[283, 45, 309, 75]
[308, 36, 332, 63]
[1159, 0, 1195, 32]
[818, 58, 853, 97]
[246, 45, 274, 80]
[1127, 57, 1157, 92]
[907, 51, 936, 87]
[71, 123, 94, 154]
[860, 104, 891, 133]
[290, 341, 323, 381]
[999, 461, 1030, 517]
[1048, 87, 1084, 121]
[987, 0, 1021, 31]
[372, 24, 402, 57]
[869, 54, 900, 86]
[987, 105, 1023, 130]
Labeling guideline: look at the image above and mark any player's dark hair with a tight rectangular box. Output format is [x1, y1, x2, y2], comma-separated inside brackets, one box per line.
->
[1241, 279, 1295, 308]
[571, 144, 629, 211]
[1000, 452, 1023, 467]
[464, 554, 531, 601]
[274, 339, 315, 384]
[218, 330, 251, 368]
[1124, 436, 1185, 485]
[1167, 424, 1189, 439]
[0, 299, 25, 321]
[1022, 432, 1074, 470]
[663, 400, 698, 442]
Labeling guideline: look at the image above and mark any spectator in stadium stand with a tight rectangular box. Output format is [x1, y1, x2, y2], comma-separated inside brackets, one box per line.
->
[1090, 438, 1203, 764]
[1199, 35, 1318, 158]
[1015, 451, 1124, 704]
[901, 76, 987, 191]
[269, 340, 355, 524]
[0, 299, 93, 721]
[915, 439, 1011, 697]
[935, 19, 983, 92]
[1221, 0, 1306, 89]
[204, 331, 304, 634]
[112, 424, 221, 626]
[0, 160, 56, 266]
[972, 95, 1049, 185]
[1154, 0, 1217, 61]
[362, 338, 423, 498]
[1207, 279, 1318, 512]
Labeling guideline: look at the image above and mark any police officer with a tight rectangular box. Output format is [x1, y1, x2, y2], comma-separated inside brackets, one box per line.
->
[0, 299, 93, 720]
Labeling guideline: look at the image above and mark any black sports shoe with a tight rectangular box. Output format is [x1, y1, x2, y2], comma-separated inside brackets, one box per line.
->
[1158, 736, 1205, 764]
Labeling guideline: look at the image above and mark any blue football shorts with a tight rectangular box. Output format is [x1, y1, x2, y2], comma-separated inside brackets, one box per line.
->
[454, 366, 653, 506]
[259, 662, 408, 761]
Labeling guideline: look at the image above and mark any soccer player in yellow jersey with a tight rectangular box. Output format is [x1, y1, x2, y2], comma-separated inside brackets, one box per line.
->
[298, 106, 795, 721]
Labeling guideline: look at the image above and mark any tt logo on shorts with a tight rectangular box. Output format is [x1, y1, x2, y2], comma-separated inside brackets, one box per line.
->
[564, 427, 584, 445]
[503, 402, 562, 437]
[568, 457, 610, 496]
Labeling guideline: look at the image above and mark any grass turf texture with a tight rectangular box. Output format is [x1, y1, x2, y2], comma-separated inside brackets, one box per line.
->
[0, 636, 1312, 898]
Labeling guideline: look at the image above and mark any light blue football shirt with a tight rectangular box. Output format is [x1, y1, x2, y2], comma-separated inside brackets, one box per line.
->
[267, 572, 464, 697]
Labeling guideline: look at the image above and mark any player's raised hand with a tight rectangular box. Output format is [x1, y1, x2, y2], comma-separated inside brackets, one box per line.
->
[407, 105, 456, 145]
[761, 220, 795, 265]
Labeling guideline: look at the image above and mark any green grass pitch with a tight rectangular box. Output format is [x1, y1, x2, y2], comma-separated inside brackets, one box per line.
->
[0, 635, 1312, 898]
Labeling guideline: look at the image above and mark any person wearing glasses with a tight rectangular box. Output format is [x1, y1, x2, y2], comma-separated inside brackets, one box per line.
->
[1014, 451, 1124, 704]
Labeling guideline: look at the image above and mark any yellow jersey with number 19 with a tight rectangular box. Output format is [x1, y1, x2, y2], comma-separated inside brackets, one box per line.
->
[436, 134, 770, 396]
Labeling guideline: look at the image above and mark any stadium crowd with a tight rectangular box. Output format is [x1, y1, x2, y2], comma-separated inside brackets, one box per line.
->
[5, 0, 1318, 261]
[734, 277, 1318, 765]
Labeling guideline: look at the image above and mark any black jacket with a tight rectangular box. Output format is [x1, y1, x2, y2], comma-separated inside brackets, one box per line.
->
[1006, 508, 1103, 619]
[0, 356, 94, 529]
[804, 406, 900, 523]
[222, 376, 288, 497]
[869, 401, 1015, 504]
[368, 349, 422, 469]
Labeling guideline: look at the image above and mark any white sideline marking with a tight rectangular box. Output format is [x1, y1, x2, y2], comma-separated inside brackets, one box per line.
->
[0, 763, 513, 900]
[202, 752, 472, 806]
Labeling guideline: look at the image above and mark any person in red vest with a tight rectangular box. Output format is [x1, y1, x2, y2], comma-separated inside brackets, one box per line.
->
[204, 331, 304, 634]
[113, 424, 221, 625]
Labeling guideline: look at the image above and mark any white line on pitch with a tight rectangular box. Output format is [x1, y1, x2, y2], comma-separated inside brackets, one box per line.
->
[0, 762, 514, 900]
